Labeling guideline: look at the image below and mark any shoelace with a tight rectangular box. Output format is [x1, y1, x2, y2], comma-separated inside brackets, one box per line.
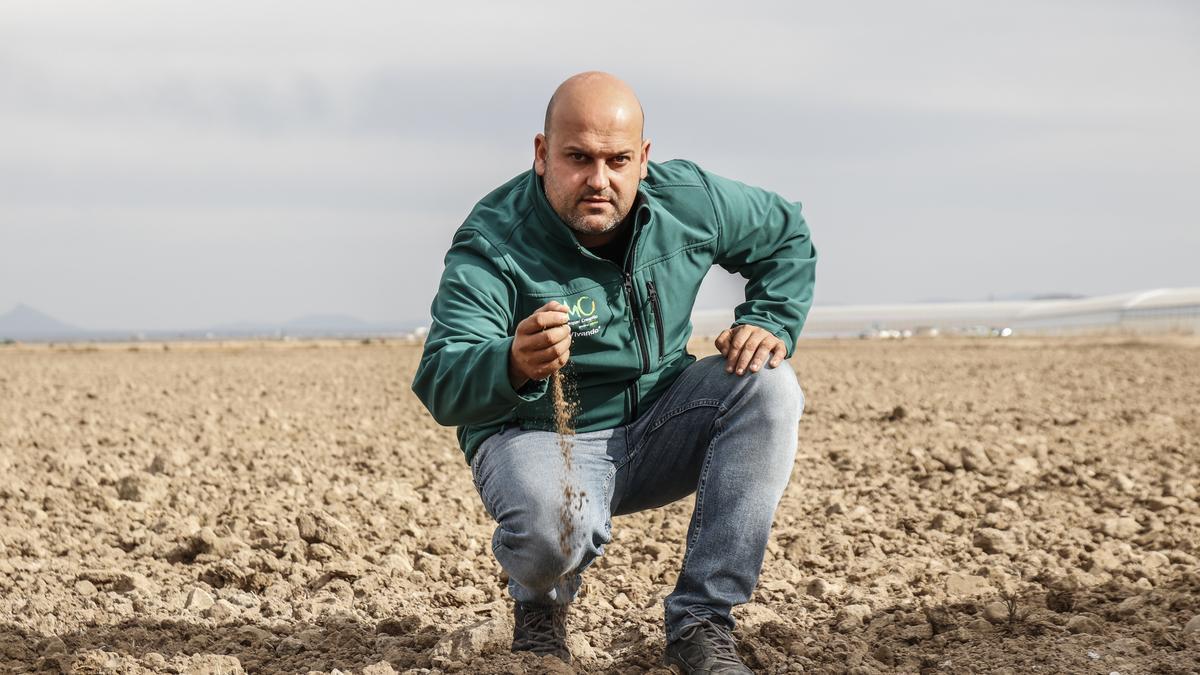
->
[515, 606, 567, 653]
[686, 619, 742, 664]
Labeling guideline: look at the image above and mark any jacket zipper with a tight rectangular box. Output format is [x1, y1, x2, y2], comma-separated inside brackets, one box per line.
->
[624, 273, 651, 376]
[646, 280, 665, 362]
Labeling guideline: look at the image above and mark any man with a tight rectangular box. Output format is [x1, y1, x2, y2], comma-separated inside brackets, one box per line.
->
[412, 71, 816, 673]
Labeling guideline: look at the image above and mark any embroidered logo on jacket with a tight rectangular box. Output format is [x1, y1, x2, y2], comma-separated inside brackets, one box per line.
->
[561, 295, 601, 338]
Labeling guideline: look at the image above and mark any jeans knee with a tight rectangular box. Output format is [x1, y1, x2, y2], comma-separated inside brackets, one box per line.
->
[494, 496, 598, 593]
[744, 360, 803, 427]
[501, 528, 574, 593]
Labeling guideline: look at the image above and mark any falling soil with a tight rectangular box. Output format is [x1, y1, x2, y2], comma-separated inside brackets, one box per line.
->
[551, 368, 582, 559]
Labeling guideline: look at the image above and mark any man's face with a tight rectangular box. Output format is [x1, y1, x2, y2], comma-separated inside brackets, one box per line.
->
[534, 118, 650, 244]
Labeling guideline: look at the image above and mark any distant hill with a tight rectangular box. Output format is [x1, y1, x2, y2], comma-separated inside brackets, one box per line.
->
[0, 304, 82, 340]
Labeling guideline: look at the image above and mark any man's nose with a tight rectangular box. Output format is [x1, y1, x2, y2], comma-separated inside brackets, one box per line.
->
[586, 161, 610, 191]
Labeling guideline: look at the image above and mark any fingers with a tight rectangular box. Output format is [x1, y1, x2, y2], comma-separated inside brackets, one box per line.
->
[747, 339, 777, 373]
[511, 302, 573, 382]
[768, 341, 787, 368]
[734, 331, 767, 375]
[722, 324, 785, 376]
[525, 340, 571, 379]
[520, 309, 570, 334]
[521, 323, 570, 349]
[725, 326, 754, 373]
[714, 329, 731, 357]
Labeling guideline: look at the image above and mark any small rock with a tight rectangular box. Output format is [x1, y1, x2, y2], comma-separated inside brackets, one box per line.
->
[973, 528, 1018, 555]
[179, 654, 245, 674]
[1141, 551, 1169, 570]
[204, 599, 239, 621]
[982, 601, 1009, 624]
[835, 604, 871, 631]
[361, 662, 398, 675]
[961, 444, 992, 471]
[870, 644, 894, 666]
[148, 449, 189, 475]
[946, 573, 993, 597]
[451, 586, 486, 606]
[566, 632, 596, 662]
[296, 510, 359, 553]
[1182, 614, 1200, 634]
[1113, 473, 1136, 493]
[78, 570, 153, 594]
[806, 578, 831, 598]
[967, 617, 994, 633]
[737, 604, 783, 631]
[1011, 456, 1039, 474]
[930, 448, 962, 471]
[116, 474, 164, 502]
[186, 587, 215, 611]
[1109, 637, 1150, 655]
[429, 616, 513, 662]
[1101, 516, 1140, 539]
[1087, 547, 1123, 572]
[1114, 596, 1145, 616]
[612, 592, 631, 609]
[74, 579, 97, 596]
[931, 512, 965, 534]
[235, 625, 273, 644]
[1067, 615, 1104, 635]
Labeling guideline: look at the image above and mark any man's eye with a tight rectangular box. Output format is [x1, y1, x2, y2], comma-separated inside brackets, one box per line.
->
[569, 153, 587, 162]
[611, 156, 629, 165]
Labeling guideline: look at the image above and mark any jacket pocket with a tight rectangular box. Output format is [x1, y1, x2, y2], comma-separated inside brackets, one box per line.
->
[645, 280, 666, 362]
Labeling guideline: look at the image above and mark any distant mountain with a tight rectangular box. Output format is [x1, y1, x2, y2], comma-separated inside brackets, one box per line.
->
[0, 304, 82, 340]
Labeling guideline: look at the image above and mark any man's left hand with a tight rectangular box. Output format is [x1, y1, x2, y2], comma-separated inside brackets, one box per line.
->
[714, 324, 787, 376]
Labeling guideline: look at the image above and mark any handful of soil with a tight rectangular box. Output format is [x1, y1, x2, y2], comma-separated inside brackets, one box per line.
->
[551, 368, 582, 558]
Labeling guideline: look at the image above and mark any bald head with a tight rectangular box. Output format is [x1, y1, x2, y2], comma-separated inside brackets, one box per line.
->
[543, 71, 645, 140]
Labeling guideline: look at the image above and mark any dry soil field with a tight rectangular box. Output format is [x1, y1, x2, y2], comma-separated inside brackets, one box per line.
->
[1, 337, 1198, 674]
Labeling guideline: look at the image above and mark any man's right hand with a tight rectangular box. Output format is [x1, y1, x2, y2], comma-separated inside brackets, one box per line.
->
[508, 301, 572, 390]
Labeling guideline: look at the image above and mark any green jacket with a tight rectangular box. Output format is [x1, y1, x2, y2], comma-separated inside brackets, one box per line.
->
[412, 159, 816, 463]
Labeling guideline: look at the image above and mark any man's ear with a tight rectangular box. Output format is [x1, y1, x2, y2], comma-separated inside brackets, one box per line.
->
[639, 139, 651, 180]
[534, 133, 548, 176]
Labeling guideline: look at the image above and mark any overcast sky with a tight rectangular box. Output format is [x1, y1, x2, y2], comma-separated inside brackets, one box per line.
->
[1, 1, 1197, 330]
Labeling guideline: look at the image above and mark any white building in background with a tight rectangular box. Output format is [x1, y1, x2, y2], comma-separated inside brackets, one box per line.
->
[691, 288, 1200, 339]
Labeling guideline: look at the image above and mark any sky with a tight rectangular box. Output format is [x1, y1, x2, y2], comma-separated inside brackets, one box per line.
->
[1, 0, 1198, 331]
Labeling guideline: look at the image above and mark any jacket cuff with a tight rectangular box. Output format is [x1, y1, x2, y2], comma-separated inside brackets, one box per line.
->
[495, 336, 549, 403]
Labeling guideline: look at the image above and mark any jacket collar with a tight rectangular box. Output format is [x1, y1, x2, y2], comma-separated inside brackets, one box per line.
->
[527, 169, 654, 255]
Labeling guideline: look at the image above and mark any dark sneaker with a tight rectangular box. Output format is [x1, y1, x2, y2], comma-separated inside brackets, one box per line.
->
[512, 602, 571, 663]
[665, 618, 752, 674]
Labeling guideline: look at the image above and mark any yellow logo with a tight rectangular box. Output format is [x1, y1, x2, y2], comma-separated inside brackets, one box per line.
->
[564, 295, 596, 318]
[559, 294, 601, 337]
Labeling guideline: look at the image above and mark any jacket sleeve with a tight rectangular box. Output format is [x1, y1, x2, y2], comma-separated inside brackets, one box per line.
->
[411, 229, 548, 426]
[701, 167, 817, 357]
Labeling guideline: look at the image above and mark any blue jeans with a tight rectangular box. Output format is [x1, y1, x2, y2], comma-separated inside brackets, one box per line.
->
[470, 354, 803, 641]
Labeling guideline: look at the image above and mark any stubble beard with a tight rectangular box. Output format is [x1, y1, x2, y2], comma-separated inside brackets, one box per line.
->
[563, 203, 625, 236]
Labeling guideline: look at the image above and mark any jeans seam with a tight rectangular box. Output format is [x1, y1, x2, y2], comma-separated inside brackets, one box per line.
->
[623, 397, 722, 468]
[676, 403, 727, 585]
[602, 465, 615, 537]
